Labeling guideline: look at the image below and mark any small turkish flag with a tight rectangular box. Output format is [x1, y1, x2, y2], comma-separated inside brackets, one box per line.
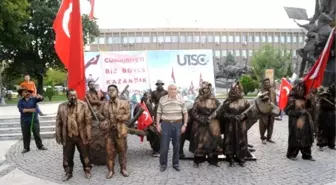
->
[278, 78, 293, 110]
[137, 102, 153, 142]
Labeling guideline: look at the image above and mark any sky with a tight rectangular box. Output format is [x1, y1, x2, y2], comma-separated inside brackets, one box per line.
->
[80, 0, 316, 29]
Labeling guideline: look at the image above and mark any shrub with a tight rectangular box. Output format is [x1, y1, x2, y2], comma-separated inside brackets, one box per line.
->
[240, 75, 258, 95]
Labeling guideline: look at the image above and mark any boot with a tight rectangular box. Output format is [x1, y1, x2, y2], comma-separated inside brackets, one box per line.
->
[84, 170, 91, 179]
[62, 173, 72, 181]
[106, 171, 114, 179]
[120, 169, 129, 177]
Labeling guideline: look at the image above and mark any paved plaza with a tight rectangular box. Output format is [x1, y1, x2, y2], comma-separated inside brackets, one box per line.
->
[1, 115, 336, 185]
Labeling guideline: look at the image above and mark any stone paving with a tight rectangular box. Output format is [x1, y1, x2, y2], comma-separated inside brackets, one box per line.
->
[5, 116, 336, 185]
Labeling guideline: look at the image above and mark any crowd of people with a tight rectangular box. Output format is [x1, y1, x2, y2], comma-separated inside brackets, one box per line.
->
[16, 75, 335, 181]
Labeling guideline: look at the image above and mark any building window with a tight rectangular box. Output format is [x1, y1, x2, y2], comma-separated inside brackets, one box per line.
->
[255, 36, 260, 42]
[228, 50, 234, 55]
[152, 36, 157, 43]
[267, 36, 273, 43]
[179, 35, 185, 43]
[172, 36, 178, 43]
[235, 50, 240, 57]
[99, 37, 105, 44]
[248, 35, 253, 42]
[299, 36, 303, 43]
[286, 36, 291, 43]
[292, 36, 297, 43]
[165, 36, 171, 43]
[280, 36, 285, 43]
[92, 37, 98, 44]
[261, 36, 266, 42]
[292, 50, 297, 57]
[228, 35, 234, 42]
[186, 35, 193, 43]
[143, 36, 150, 43]
[207, 35, 214, 42]
[200, 36, 206, 43]
[222, 50, 227, 57]
[221, 36, 227, 42]
[248, 50, 253, 56]
[128, 36, 135, 43]
[136, 37, 142, 43]
[214, 36, 220, 43]
[122, 36, 128, 44]
[215, 50, 220, 57]
[112, 36, 121, 44]
[242, 50, 247, 57]
[274, 36, 279, 43]
[158, 36, 164, 43]
[107, 37, 113, 44]
[241, 35, 247, 42]
[235, 35, 240, 42]
[194, 36, 200, 42]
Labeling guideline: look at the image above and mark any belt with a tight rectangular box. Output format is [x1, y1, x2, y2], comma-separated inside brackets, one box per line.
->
[162, 119, 182, 123]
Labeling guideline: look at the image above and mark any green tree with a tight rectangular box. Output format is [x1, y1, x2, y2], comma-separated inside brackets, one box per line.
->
[44, 68, 67, 86]
[251, 44, 291, 81]
[225, 52, 236, 66]
[0, 0, 30, 60]
[3, 0, 99, 94]
[286, 63, 293, 77]
[240, 75, 258, 95]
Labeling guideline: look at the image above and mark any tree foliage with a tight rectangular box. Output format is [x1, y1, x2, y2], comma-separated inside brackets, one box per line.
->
[44, 68, 67, 86]
[225, 52, 236, 66]
[251, 44, 291, 81]
[1, 0, 99, 93]
[240, 75, 258, 95]
[0, 0, 30, 60]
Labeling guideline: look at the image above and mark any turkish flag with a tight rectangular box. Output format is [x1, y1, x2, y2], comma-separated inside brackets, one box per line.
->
[303, 28, 335, 94]
[89, 0, 95, 20]
[278, 78, 293, 110]
[137, 102, 153, 142]
[53, 0, 86, 100]
[53, 0, 72, 69]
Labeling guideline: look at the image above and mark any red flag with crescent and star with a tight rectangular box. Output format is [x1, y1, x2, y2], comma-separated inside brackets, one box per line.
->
[137, 102, 153, 142]
[279, 78, 293, 110]
[53, 0, 86, 100]
[303, 27, 335, 94]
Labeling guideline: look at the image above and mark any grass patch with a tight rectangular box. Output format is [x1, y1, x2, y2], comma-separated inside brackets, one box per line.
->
[4, 95, 68, 105]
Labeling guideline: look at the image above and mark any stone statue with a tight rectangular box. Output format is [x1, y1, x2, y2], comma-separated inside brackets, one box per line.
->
[215, 65, 251, 80]
[293, 0, 335, 78]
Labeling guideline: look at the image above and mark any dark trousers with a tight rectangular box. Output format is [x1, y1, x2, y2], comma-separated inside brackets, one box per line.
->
[287, 145, 312, 159]
[160, 122, 182, 168]
[63, 136, 91, 174]
[20, 120, 43, 150]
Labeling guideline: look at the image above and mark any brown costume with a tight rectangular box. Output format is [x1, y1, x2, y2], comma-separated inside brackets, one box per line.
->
[285, 82, 315, 160]
[259, 78, 276, 143]
[85, 90, 101, 112]
[218, 81, 250, 167]
[151, 80, 168, 119]
[97, 84, 131, 178]
[306, 88, 319, 135]
[190, 82, 221, 167]
[317, 84, 336, 150]
[55, 92, 92, 181]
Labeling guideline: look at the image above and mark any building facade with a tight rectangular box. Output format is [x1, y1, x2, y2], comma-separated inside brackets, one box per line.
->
[89, 28, 305, 71]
